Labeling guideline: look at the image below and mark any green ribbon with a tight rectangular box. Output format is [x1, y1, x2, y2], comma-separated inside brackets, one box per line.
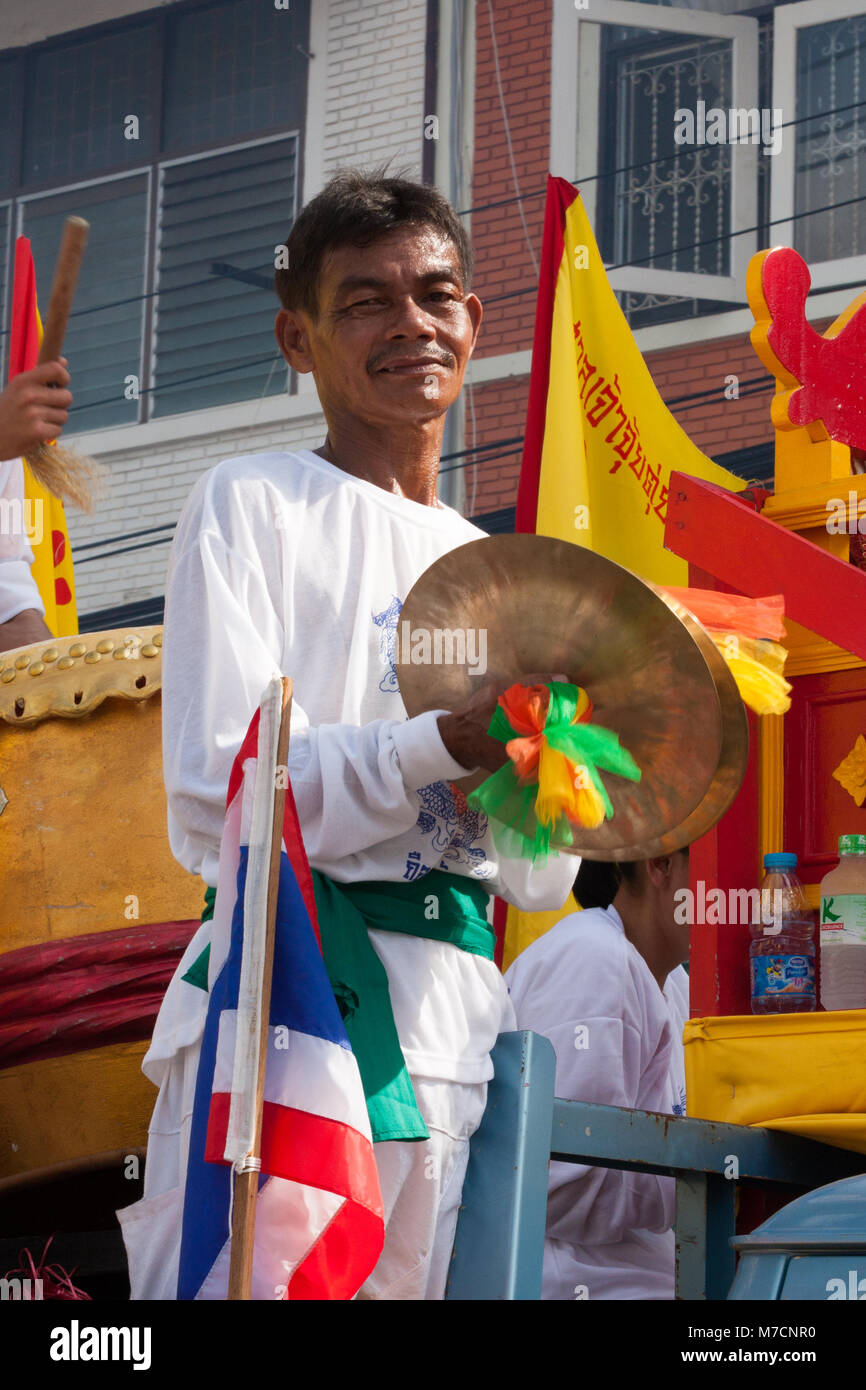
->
[468, 681, 641, 862]
[181, 870, 494, 1144]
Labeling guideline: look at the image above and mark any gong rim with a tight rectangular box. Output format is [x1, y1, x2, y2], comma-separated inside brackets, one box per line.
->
[577, 588, 749, 860]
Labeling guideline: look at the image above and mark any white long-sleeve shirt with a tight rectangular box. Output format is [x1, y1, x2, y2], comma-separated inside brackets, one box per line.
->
[0, 457, 45, 624]
[156, 448, 575, 1088]
[505, 905, 689, 1299]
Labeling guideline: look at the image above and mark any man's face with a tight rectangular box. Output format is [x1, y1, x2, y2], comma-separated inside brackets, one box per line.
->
[275, 225, 482, 428]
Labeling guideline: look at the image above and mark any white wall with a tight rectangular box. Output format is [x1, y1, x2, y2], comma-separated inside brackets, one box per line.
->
[7, 0, 432, 617]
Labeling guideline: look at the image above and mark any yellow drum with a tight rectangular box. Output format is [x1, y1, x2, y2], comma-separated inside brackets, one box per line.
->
[0, 626, 203, 1179]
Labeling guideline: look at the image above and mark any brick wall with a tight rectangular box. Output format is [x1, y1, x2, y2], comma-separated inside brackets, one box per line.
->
[470, 0, 550, 362]
[465, 0, 785, 518]
[647, 334, 775, 460]
[463, 374, 530, 515]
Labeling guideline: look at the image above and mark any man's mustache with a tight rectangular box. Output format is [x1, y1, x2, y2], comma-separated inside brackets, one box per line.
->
[370, 349, 456, 372]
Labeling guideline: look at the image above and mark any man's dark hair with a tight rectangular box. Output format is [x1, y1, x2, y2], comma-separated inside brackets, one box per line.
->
[574, 860, 638, 911]
[574, 847, 689, 911]
[274, 167, 473, 319]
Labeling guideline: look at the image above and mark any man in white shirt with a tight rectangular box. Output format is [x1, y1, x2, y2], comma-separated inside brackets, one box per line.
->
[0, 359, 72, 652]
[118, 170, 575, 1300]
[506, 853, 690, 1300]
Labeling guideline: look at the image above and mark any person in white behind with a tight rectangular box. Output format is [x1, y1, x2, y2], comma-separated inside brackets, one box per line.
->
[506, 851, 690, 1300]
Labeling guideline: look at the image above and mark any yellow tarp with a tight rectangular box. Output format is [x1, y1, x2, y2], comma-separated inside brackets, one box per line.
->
[684, 1010, 866, 1155]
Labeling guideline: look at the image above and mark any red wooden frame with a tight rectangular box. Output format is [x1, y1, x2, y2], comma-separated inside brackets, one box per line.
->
[665, 473, 865, 1014]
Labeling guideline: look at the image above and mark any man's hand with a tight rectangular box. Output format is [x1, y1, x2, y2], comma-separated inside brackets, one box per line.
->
[0, 360, 72, 461]
[437, 671, 570, 773]
[0, 608, 52, 656]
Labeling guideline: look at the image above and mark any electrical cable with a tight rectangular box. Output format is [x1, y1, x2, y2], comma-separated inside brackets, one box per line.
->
[483, 0, 539, 278]
[5, 97, 865, 339]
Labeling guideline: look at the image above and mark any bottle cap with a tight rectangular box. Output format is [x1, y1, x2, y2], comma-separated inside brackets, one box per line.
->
[763, 852, 798, 869]
[839, 834, 866, 855]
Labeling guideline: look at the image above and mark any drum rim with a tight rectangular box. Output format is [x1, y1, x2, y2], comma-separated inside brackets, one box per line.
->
[0, 625, 163, 727]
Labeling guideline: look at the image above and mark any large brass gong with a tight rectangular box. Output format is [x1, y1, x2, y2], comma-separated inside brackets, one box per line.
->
[397, 535, 748, 860]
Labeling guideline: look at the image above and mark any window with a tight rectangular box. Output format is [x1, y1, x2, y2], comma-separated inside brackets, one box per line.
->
[557, 0, 759, 329]
[598, 25, 738, 328]
[773, 0, 866, 288]
[0, 0, 310, 431]
[556, 0, 866, 331]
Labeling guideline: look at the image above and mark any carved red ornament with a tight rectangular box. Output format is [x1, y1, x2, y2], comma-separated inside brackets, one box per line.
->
[747, 246, 866, 450]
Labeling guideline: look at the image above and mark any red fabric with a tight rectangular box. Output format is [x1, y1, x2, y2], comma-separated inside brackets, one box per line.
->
[0, 919, 199, 1068]
[225, 701, 320, 944]
[492, 896, 507, 971]
[9, 238, 40, 381]
[206, 1097, 387, 1301]
[516, 175, 579, 534]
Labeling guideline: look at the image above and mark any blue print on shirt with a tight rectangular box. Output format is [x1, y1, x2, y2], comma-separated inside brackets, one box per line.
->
[412, 780, 493, 878]
[372, 595, 403, 694]
[672, 1085, 687, 1117]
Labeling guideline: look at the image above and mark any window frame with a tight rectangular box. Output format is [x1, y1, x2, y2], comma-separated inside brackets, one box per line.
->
[552, 0, 760, 309]
[150, 129, 297, 423]
[0, 0, 307, 431]
[17, 166, 153, 430]
[771, 0, 866, 292]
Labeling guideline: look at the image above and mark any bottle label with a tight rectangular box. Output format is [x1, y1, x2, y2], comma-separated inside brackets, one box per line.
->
[821, 893, 866, 947]
[750, 954, 816, 997]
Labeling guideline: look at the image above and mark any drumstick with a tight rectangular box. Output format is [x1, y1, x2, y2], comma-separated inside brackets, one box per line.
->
[37, 216, 89, 366]
[27, 215, 104, 512]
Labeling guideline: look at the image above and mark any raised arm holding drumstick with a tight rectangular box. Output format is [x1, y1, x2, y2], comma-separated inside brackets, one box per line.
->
[0, 217, 103, 653]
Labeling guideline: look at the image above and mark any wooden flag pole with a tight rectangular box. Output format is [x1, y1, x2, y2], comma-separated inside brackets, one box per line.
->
[227, 675, 293, 1301]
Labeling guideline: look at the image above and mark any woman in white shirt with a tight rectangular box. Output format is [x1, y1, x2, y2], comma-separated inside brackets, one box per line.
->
[505, 851, 690, 1300]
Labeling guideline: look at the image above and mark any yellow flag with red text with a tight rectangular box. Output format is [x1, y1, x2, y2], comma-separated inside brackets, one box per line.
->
[500, 177, 744, 970]
[517, 176, 744, 573]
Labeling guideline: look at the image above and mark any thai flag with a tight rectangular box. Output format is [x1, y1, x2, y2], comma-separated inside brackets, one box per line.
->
[176, 682, 384, 1299]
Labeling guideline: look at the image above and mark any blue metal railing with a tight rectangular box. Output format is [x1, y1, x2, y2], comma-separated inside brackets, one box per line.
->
[446, 1032, 866, 1300]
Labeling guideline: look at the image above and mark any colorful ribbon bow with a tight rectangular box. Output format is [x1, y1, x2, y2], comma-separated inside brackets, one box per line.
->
[468, 681, 641, 863]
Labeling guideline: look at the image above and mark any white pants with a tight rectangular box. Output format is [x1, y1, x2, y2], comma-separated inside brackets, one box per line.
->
[118, 1044, 487, 1301]
[357, 1076, 488, 1300]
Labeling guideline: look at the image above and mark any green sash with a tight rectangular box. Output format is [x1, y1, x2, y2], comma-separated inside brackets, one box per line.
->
[311, 870, 494, 1143]
[181, 871, 494, 1144]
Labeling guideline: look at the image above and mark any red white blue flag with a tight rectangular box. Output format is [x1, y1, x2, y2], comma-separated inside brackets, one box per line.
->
[177, 690, 384, 1299]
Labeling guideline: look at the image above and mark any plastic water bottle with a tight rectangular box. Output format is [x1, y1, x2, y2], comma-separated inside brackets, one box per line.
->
[820, 835, 866, 1010]
[750, 852, 816, 1013]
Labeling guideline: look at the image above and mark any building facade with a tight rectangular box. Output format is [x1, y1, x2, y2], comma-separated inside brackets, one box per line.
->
[1, 0, 864, 622]
[467, 0, 866, 528]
